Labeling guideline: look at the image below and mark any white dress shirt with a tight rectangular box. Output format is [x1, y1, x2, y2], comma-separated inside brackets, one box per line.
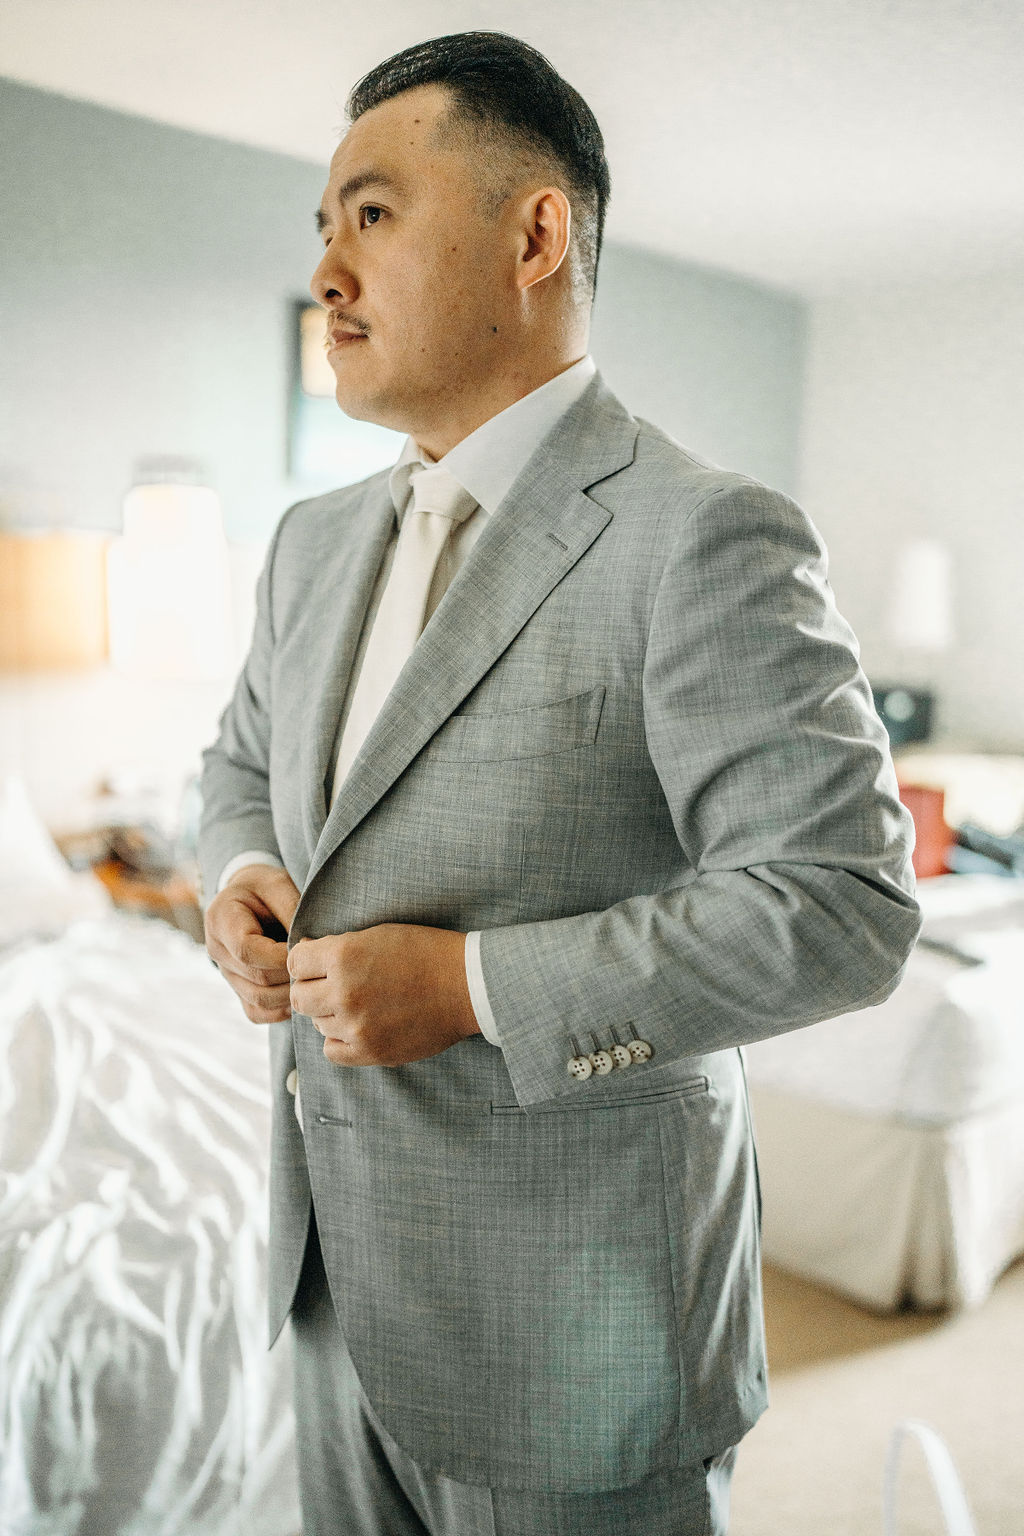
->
[218, 353, 598, 1049]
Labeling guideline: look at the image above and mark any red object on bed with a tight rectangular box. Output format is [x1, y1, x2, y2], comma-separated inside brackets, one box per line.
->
[898, 780, 953, 878]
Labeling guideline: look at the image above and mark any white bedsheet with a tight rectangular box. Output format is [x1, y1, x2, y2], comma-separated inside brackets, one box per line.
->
[0, 913, 299, 1536]
[744, 876, 1024, 1125]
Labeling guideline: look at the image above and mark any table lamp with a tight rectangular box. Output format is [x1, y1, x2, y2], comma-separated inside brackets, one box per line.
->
[106, 459, 233, 682]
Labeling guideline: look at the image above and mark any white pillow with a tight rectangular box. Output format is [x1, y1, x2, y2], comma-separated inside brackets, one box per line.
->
[0, 776, 111, 943]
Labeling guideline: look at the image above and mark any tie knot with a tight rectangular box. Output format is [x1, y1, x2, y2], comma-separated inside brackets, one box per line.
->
[407, 465, 478, 528]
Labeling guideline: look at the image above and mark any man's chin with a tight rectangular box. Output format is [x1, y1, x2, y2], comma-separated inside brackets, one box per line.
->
[334, 381, 405, 435]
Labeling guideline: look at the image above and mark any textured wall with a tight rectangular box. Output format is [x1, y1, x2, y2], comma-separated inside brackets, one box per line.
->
[800, 271, 1024, 750]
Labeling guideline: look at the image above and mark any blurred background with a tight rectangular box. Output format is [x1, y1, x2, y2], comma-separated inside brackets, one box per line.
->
[1, 4, 1023, 1533]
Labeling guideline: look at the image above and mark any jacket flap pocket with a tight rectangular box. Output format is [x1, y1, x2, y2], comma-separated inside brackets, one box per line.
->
[430, 683, 606, 763]
[489, 1079, 710, 1114]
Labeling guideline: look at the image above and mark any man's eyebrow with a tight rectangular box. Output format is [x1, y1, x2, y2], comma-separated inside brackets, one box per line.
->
[315, 169, 406, 231]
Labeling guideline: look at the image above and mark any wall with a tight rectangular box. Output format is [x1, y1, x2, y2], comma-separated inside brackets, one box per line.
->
[0, 78, 806, 827]
[0, 79, 330, 541]
[799, 270, 1024, 750]
[592, 244, 804, 497]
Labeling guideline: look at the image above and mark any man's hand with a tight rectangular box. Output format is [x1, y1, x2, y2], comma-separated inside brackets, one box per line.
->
[204, 864, 301, 1023]
[288, 923, 480, 1066]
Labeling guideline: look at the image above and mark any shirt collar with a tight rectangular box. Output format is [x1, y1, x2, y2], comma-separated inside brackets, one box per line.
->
[388, 354, 597, 523]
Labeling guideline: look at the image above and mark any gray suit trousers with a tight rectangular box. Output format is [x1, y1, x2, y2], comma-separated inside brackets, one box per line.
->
[291, 1219, 738, 1536]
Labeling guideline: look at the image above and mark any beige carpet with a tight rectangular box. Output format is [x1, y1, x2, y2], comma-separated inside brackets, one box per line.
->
[729, 1258, 1024, 1535]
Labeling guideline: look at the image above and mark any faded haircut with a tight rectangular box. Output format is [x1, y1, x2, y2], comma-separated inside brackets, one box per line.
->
[346, 31, 611, 301]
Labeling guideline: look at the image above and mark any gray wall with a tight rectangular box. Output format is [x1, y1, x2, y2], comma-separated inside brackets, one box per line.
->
[1, 77, 805, 543]
[801, 274, 1024, 751]
[592, 245, 804, 496]
[1, 79, 327, 540]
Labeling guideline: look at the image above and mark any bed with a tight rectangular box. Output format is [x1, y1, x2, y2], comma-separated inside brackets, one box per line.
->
[0, 779, 300, 1536]
[745, 872, 1024, 1311]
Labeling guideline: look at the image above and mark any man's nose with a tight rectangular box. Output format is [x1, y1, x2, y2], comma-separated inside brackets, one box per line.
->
[310, 245, 358, 308]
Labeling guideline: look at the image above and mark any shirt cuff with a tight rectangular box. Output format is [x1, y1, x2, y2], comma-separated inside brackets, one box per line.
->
[217, 850, 285, 893]
[465, 930, 501, 1047]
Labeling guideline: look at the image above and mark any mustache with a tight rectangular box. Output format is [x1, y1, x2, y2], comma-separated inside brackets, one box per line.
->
[325, 315, 371, 343]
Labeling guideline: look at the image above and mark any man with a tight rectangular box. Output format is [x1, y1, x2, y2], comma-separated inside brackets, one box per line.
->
[199, 31, 920, 1535]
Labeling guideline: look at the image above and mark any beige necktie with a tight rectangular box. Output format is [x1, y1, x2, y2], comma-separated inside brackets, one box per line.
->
[330, 464, 478, 806]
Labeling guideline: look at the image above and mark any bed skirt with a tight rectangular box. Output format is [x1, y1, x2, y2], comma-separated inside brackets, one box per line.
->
[748, 1085, 1024, 1311]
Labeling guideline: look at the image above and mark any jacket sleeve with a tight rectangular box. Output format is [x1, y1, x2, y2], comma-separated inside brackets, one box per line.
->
[196, 514, 289, 907]
[478, 480, 922, 1108]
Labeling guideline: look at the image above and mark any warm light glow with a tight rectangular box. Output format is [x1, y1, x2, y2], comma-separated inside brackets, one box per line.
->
[0, 532, 109, 671]
[106, 483, 233, 681]
[299, 304, 337, 397]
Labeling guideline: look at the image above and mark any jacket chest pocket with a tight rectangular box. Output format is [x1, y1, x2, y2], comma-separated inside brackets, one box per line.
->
[427, 683, 605, 763]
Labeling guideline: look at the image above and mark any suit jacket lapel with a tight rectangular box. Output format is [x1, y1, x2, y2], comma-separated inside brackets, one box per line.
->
[302, 373, 639, 893]
[298, 483, 395, 856]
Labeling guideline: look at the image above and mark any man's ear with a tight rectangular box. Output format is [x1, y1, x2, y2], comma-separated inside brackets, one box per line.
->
[516, 186, 572, 290]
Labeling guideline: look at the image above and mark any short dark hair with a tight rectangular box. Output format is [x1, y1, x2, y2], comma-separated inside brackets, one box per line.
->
[346, 31, 611, 299]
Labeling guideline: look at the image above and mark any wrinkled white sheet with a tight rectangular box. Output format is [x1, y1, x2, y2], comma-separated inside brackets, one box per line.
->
[0, 913, 299, 1536]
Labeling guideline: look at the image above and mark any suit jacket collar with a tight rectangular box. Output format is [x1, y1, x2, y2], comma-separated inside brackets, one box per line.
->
[298, 368, 639, 896]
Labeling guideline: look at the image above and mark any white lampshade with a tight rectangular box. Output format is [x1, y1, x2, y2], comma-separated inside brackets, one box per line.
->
[887, 538, 955, 653]
[107, 481, 233, 681]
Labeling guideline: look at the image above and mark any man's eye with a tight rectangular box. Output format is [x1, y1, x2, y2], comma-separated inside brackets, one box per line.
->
[360, 205, 383, 228]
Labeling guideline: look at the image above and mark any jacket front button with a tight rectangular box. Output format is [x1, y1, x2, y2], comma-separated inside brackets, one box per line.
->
[568, 1055, 593, 1081]
[589, 1050, 615, 1075]
[286, 1068, 299, 1096]
[628, 1039, 653, 1063]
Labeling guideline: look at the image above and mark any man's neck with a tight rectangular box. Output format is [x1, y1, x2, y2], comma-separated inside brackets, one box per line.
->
[412, 351, 589, 461]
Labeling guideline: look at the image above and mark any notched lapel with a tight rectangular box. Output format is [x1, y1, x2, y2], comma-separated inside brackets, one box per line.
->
[301, 374, 640, 895]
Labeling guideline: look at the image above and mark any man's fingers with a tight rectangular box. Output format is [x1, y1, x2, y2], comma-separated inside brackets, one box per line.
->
[287, 936, 333, 981]
[207, 927, 290, 985]
[205, 875, 303, 1023]
[220, 968, 292, 1013]
[211, 957, 292, 1023]
[289, 977, 333, 1017]
[208, 897, 292, 981]
[236, 931, 291, 976]
[323, 1034, 357, 1064]
[226, 865, 300, 933]
[240, 998, 293, 1025]
[263, 878, 300, 930]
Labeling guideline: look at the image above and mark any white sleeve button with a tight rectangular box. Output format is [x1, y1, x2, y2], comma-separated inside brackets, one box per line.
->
[610, 1044, 633, 1068]
[589, 1050, 615, 1075]
[628, 1039, 653, 1063]
[568, 1055, 594, 1080]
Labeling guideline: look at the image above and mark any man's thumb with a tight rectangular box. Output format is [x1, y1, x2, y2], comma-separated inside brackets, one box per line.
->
[262, 870, 300, 927]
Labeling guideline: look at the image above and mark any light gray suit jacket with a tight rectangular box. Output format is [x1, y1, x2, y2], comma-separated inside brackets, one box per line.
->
[198, 370, 920, 1493]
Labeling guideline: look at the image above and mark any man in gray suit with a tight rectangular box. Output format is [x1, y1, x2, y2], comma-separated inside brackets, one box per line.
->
[199, 30, 921, 1535]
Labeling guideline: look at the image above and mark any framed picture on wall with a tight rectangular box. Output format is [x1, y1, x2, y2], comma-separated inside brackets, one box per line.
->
[288, 300, 403, 488]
